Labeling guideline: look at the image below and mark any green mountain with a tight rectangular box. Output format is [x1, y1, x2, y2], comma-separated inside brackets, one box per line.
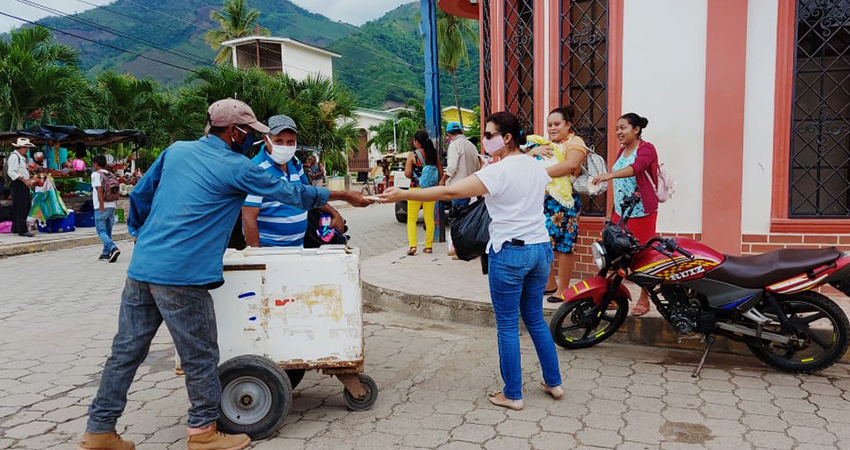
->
[26, 0, 479, 109]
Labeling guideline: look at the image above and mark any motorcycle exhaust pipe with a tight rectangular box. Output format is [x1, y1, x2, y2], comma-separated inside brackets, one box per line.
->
[716, 322, 790, 345]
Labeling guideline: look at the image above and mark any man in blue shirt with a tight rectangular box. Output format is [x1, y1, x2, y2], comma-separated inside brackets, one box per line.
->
[242, 114, 344, 248]
[79, 99, 372, 450]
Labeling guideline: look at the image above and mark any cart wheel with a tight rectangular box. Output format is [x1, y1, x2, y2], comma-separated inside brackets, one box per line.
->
[218, 355, 291, 441]
[286, 369, 306, 390]
[343, 374, 378, 412]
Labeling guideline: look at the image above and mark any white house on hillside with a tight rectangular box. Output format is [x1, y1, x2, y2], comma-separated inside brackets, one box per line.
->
[221, 36, 340, 81]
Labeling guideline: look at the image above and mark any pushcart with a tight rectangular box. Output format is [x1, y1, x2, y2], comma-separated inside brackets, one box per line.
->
[208, 246, 377, 440]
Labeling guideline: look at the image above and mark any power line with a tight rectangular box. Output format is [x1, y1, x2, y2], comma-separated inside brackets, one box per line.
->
[0, 10, 201, 74]
[15, 0, 214, 66]
[121, 0, 211, 33]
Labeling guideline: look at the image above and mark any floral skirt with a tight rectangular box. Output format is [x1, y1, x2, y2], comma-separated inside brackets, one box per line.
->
[544, 193, 581, 254]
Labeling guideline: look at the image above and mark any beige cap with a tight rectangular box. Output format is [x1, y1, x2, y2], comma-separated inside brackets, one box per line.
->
[12, 137, 35, 148]
[204, 98, 270, 134]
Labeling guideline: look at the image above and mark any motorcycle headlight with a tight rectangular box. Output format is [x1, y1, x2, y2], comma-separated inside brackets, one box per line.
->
[591, 242, 607, 270]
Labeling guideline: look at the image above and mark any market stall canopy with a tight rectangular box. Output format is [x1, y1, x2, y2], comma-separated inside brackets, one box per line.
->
[0, 125, 147, 147]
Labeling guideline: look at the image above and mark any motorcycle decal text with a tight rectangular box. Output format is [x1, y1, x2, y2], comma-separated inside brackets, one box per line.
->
[655, 260, 719, 281]
[668, 265, 705, 281]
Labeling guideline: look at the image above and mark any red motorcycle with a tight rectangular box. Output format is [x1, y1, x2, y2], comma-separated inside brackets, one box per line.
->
[550, 194, 850, 375]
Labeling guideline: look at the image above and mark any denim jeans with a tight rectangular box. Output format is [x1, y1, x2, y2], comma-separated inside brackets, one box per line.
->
[94, 208, 116, 256]
[87, 278, 221, 432]
[488, 242, 561, 400]
[451, 198, 470, 208]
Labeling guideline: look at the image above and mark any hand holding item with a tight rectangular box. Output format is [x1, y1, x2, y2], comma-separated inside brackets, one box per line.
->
[331, 213, 345, 233]
[590, 173, 610, 187]
[378, 187, 405, 203]
[526, 144, 554, 159]
[344, 191, 374, 208]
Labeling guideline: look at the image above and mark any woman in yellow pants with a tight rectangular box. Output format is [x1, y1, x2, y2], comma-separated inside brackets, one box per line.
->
[404, 131, 443, 255]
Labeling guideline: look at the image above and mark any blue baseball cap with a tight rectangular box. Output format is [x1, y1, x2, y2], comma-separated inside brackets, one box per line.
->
[446, 121, 462, 133]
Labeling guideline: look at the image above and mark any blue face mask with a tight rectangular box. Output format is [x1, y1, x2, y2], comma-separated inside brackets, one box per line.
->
[231, 126, 255, 156]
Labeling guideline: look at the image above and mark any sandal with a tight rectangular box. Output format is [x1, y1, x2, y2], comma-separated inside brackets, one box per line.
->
[424, 248, 433, 254]
[541, 382, 564, 400]
[544, 288, 557, 295]
[407, 247, 417, 256]
[546, 295, 563, 304]
[487, 391, 524, 411]
[631, 300, 650, 316]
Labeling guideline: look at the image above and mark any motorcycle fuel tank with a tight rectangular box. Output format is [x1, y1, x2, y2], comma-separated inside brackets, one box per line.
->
[631, 238, 725, 283]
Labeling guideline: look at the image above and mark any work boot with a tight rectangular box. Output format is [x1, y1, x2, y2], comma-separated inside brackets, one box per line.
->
[78, 431, 135, 450]
[187, 424, 250, 450]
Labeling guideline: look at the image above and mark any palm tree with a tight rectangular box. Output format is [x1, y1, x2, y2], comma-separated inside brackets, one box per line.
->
[437, 7, 477, 129]
[94, 71, 159, 130]
[368, 99, 427, 153]
[0, 27, 85, 130]
[205, 0, 270, 66]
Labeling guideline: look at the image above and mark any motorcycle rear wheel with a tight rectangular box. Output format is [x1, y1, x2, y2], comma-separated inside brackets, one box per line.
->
[746, 291, 850, 374]
[550, 297, 629, 349]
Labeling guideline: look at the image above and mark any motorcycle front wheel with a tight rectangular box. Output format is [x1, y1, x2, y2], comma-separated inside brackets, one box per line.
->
[746, 291, 850, 374]
[550, 296, 629, 349]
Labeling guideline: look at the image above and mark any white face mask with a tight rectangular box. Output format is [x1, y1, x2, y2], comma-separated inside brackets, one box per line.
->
[266, 138, 297, 165]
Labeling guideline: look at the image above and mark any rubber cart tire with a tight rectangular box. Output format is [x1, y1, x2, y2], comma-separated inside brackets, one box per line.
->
[218, 355, 291, 441]
[343, 374, 378, 412]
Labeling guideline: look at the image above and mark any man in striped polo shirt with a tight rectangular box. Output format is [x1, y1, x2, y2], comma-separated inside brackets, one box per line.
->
[242, 114, 344, 247]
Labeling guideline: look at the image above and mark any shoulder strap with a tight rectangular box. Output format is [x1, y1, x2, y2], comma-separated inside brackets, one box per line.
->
[414, 149, 425, 164]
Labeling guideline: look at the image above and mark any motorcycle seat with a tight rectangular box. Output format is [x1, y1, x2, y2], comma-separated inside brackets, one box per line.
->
[706, 247, 840, 289]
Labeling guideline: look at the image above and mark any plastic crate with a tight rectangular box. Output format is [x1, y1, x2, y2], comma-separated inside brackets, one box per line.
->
[75, 211, 96, 228]
[37, 211, 76, 233]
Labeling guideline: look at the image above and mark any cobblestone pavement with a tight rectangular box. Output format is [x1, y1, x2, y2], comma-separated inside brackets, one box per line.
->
[341, 202, 410, 259]
[3, 209, 850, 449]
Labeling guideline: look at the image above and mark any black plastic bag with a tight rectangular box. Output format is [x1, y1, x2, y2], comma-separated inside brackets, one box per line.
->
[304, 209, 348, 249]
[448, 198, 491, 262]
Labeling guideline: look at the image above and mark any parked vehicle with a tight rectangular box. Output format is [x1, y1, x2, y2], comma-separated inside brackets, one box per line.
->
[550, 193, 850, 376]
[385, 153, 411, 223]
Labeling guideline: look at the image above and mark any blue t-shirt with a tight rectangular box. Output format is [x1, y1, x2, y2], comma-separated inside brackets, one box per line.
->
[244, 148, 311, 247]
[127, 135, 330, 286]
[613, 150, 648, 218]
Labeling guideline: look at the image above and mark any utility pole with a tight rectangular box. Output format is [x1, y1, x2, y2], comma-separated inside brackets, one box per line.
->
[419, 0, 445, 242]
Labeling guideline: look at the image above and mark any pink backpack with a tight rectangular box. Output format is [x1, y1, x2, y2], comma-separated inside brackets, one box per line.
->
[644, 163, 674, 203]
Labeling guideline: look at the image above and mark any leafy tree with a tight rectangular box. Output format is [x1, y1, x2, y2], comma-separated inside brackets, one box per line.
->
[0, 27, 87, 130]
[205, 0, 271, 66]
[94, 70, 159, 130]
[437, 7, 477, 129]
[368, 99, 426, 153]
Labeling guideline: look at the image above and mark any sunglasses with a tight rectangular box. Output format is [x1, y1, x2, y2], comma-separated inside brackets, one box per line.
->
[483, 131, 502, 140]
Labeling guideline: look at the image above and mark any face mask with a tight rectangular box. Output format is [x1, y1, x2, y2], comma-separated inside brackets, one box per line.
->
[230, 126, 255, 156]
[482, 135, 505, 155]
[267, 139, 297, 165]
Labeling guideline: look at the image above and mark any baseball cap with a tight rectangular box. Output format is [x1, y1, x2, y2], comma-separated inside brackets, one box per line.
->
[446, 121, 462, 133]
[268, 114, 298, 135]
[204, 98, 270, 134]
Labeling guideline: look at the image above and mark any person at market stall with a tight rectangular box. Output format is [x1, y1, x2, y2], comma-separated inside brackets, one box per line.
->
[78, 99, 374, 450]
[242, 114, 345, 248]
[91, 155, 120, 263]
[6, 138, 36, 237]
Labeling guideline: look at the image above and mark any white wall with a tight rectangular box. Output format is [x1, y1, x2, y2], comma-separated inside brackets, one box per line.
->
[741, 0, 778, 234]
[622, 0, 707, 234]
[282, 44, 334, 82]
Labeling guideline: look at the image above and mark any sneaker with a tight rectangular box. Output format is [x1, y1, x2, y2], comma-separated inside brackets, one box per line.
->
[108, 248, 121, 263]
[187, 424, 250, 450]
[18, 232, 34, 237]
[78, 431, 135, 450]
[98, 254, 109, 261]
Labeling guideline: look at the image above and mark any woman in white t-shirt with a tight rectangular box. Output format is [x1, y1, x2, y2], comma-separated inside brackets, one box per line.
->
[381, 112, 585, 410]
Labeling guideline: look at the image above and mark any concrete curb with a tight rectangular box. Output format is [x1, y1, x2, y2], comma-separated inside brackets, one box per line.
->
[362, 280, 850, 364]
[0, 232, 133, 258]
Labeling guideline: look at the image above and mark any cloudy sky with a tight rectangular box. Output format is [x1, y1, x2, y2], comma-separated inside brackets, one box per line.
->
[0, 0, 412, 33]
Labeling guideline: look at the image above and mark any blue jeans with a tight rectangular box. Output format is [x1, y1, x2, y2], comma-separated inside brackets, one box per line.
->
[488, 242, 561, 400]
[94, 208, 116, 256]
[87, 278, 221, 432]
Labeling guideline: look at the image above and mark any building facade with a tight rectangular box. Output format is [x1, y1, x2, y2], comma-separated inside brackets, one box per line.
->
[441, 0, 850, 277]
[221, 36, 339, 81]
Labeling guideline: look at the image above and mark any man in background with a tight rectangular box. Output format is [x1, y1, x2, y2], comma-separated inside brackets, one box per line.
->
[6, 138, 35, 237]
